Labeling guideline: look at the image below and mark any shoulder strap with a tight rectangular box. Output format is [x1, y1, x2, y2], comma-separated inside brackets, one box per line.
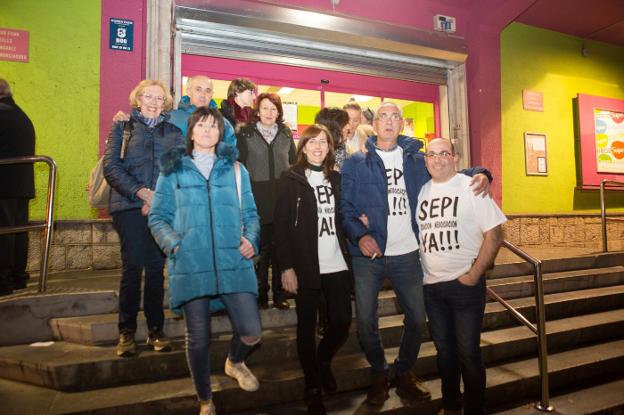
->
[120, 119, 134, 160]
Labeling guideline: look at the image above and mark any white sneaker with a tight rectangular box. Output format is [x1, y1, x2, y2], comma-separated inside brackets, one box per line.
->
[199, 400, 216, 415]
[224, 357, 259, 391]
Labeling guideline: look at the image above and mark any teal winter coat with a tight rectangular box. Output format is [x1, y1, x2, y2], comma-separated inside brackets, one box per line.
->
[148, 140, 260, 314]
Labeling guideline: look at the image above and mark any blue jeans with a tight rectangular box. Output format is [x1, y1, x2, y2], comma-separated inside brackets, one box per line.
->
[424, 278, 486, 415]
[182, 292, 262, 401]
[352, 250, 426, 375]
[112, 209, 165, 333]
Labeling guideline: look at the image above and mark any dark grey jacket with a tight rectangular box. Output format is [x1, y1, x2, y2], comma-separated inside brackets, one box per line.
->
[237, 123, 296, 224]
[103, 111, 183, 214]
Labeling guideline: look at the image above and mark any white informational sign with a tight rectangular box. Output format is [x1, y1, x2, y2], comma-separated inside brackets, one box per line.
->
[282, 102, 298, 131]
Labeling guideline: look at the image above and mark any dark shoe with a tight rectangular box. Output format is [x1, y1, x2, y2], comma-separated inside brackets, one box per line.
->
[366, 372, 389, 406]
[116, 331, 136, 357]
[273, 297, 290, 310]
[258, 299, 269, 309]
[320, 362, 337, 394]
[395, 370, 431, 401]
[146, 328, 171, 352]
[305, 388, 327, 415]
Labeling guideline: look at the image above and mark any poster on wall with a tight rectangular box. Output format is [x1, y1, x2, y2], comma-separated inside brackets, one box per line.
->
[576, 94, 624, 188]
[282, 102, 298, 132]
[0, 28, 29, 63]
[594, 108, 624, 173]
[109, 18, 134, 52]
[524, 132, 548, 176]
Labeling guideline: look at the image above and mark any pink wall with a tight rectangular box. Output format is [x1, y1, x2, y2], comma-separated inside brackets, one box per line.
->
[99, 0, 146, 153]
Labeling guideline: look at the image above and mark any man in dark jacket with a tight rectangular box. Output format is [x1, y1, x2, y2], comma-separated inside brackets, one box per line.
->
[341, 102, 492, 406]
[0, 79, 35, 296]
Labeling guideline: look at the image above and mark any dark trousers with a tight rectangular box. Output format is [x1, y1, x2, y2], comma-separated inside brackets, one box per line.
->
[256, 223, 284, 302]
[0, 198, 29, 294]
[112, 209, 165, 333]
[295, 271, 352, 390]
[424, 278, 486, 415]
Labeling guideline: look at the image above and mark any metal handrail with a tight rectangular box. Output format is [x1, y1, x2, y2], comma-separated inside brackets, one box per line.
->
[487, 240, 552, 412]
[0, 156, 57, 292]
[600, 179, 624, 252]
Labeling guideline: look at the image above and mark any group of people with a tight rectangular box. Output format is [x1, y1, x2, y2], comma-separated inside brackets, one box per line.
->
[102, 75, 506, 415]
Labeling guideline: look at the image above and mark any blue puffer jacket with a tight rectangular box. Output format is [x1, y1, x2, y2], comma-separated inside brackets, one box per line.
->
[103, 110, 183, 214]
[169, 95, 236, 140]
[341, 135, 491, 257]
[148, 138, 260, 314]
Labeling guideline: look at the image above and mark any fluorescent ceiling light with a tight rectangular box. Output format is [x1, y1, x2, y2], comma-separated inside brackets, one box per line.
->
[277, 87, 295, 95]
[352, 95, 374, 102]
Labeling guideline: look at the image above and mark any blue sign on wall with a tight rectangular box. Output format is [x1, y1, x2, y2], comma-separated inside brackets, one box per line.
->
[109, 18, 134, 52]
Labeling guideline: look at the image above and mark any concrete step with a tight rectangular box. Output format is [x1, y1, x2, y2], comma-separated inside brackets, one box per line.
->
[49, 266, 624, 347]
[48, 290, 404, 346]
[2, 302, 623, 393]
[488, 251, 624, 279]
[492, 377, 624, 415]
[487, 265, 624, 300]
[2, 337, 623, 415]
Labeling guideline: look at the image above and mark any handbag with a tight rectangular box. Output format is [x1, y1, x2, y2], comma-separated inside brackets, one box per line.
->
[87, 120, 133, 209]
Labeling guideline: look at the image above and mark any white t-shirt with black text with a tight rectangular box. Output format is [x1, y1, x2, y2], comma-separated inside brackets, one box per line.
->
[307, 169, 348, 274]
[376, 147, 419, 256]
[416, 173, 506, 285]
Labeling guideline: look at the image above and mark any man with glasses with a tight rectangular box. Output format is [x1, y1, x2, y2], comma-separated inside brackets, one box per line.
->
[417, 138, 505, 415]
[340, 102, 492, 406]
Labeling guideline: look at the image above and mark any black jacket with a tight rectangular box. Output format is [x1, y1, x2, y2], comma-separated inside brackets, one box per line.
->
[274, 165, 351, 290]
[0, 96, 35, 198]
[237, 123, 296, 224]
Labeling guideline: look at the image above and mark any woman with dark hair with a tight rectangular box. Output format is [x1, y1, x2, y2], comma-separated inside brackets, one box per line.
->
[220, 78, 256, 128]
[103, 79, 184, 358]
[274, 124, 352, 415]
[314, 107, 352, 170]
[237, 92, 297, 310]
[149, 107, 262, 415]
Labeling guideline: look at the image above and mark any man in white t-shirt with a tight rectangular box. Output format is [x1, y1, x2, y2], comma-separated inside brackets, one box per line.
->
[417, 138, 505, 415]
[341, 103, 493, 406]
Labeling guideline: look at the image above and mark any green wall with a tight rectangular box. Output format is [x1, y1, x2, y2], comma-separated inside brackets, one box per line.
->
[0, 0, 101, 219]
[403, 101, 434, 139]
[501, 23, 624, 214]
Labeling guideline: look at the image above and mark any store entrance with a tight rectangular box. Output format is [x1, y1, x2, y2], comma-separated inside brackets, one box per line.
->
[181, 54, 440, 145]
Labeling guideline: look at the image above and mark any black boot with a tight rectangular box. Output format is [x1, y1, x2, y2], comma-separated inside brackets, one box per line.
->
[305, 388, 327, 415]
[320, 362, 337, 394]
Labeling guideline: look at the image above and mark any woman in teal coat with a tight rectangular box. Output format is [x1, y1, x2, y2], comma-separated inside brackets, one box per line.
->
[149, 107, 261, 415]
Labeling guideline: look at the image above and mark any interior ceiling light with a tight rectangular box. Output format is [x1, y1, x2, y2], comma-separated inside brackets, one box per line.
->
[277, 87, 295, 95]
[352, 95, 374, 102]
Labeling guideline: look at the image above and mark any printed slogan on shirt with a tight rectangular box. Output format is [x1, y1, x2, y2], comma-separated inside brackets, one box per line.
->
[316, 184, 336, 237]
[386, 168, 408, 216]
[418, 196, 460, 253]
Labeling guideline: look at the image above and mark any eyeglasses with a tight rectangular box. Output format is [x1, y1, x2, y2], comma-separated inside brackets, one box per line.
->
[141, 94, 165, 104]
[424, 151, 454, 159]
[376, 113, 402, 122]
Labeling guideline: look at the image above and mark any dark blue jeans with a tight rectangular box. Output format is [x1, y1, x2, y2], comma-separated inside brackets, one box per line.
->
[183, 292, 262, 401]
[352, 250, 426, 375]
[112, 209, 165, 333]
[424, 278, 486, 415]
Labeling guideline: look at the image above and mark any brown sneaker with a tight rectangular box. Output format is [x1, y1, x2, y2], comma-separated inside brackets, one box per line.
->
[116, 331, 136, 357]
[146, 328, 171, 352]
[366, 372, 389, 406]
[395, 370, 431, 401]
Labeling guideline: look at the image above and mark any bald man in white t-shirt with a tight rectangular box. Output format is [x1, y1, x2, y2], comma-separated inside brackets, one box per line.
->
[417, 138, 505, 415]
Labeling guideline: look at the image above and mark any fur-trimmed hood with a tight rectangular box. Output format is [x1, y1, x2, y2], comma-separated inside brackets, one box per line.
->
[159, 135, 239, 176]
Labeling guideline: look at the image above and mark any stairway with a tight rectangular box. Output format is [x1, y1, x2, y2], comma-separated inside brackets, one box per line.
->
[0, 252, 623, 415]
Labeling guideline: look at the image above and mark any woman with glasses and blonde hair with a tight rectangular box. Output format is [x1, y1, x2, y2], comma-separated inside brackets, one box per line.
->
[274, 124, 352, 415]
[103, 79, 184, 358]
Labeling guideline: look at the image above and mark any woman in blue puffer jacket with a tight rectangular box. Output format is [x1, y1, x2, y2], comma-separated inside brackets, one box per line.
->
[149, 107, 261, 415]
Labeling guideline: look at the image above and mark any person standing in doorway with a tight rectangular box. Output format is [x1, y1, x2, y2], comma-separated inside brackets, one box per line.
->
[220, 78, 256, 128]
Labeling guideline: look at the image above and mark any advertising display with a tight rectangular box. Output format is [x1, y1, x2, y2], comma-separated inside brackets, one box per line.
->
[594, 109, 624, 173]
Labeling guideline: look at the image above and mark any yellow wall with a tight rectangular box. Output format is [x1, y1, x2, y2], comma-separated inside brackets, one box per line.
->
[501, 23, 624, 214]
[0, 0, 101, 219]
